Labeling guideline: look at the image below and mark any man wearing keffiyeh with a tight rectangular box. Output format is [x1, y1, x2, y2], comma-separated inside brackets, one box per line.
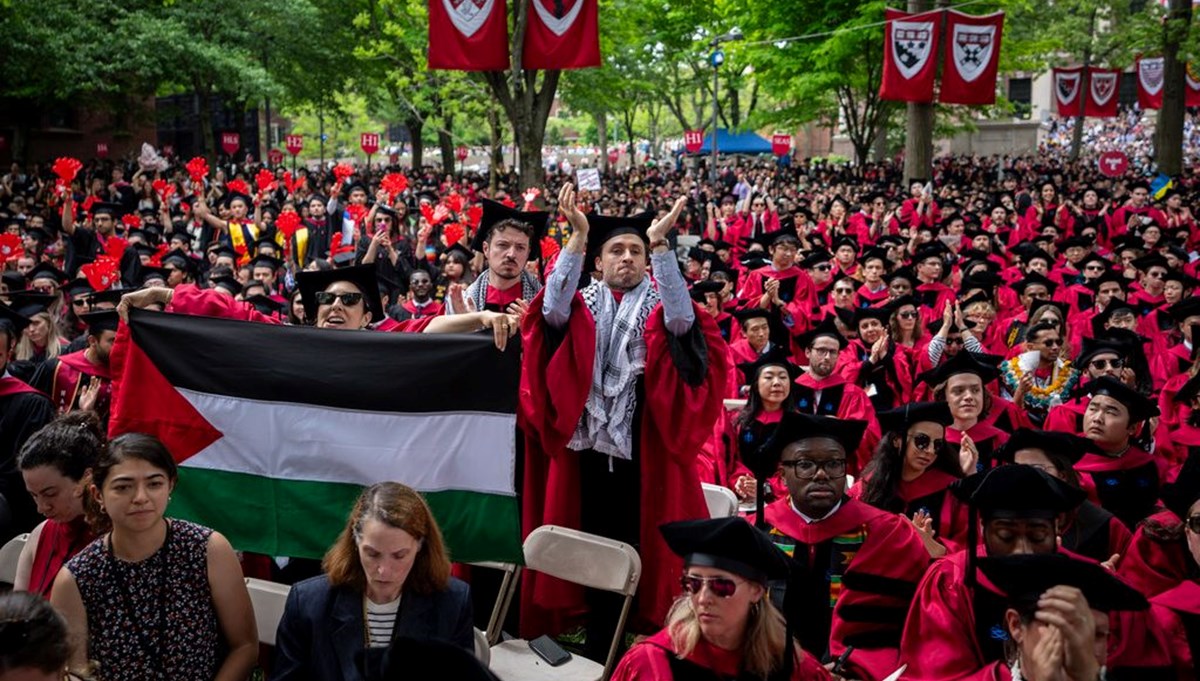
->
[518, 183, 729, 659]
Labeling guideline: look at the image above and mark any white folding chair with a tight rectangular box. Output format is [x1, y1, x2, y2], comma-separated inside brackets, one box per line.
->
[701, 483, 739, 518]
[0, 533, 29, 586]
[467, 560, 522, 646]
[489, 525, 641, 681]
[244, 577, 291, 646]
[474, 627, 491, 666]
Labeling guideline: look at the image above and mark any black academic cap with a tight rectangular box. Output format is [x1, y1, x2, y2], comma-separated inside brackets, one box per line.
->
[249, 254, 283, 272]
[1132, 253, 1170, 273]
[90, 202, 122, 217]
[86, 289, 125, 309]
[1162, 450, 1200, 521]
[737, 348, 803, 384]
[799, 249, 834, 269]
[444, 243, 473, 261]
[209, 275, 243, 297]
[161, 249, 197, 273]
[8, 291, 58, 312]
[739, 253, 771, 270]
[876, 402, 953, 435]
[80, 309, 120, 335]
[919, 350, 1002, 387]
[1059, 235, 1094, 251]
[912, 242, 950, 263]
[1168, 296, 1200, 323]
[251, 237, 282, 255]
[472, 199, 551, 257]
[244, 294, 286, 316]
[660, 517, 791, 585]
[132, 242, 158, 258]
[0, 303, 32, 336]
[63, 279, 95, 299]
[854, 305, 891, 326]
[27, 263, 67, 285]
[222, 192, 254, 209]
[1084, 376, 1159, 423]
[951, 465, 1087, 519]
[993, 428, 1101, 467]
[1091, 300, 1138, 336]
[1087, 269, 1127, 293]
[1012, 272, 1058, 296]
[1, 271, 25, 293]
[831, 235, 859, 253]
[211, 245, 238, 261]
[584, 212, 654, 261]
[795, 315, 848, 350]
[732, 307, 773, 327]
[858, 246, 890, 266]
[1162, 269, 1200, 290]
[1074, 337, 1127, 367]
[139, 267, 170, 286]
[887, 267, 919, 288]
[764, 412, 869, 464]
[688, 279, 724, 304]
[978, 553, 1148, 613]
[713, 239, 734, 251]
[1028, 299, 1069, 322]
[23, 227, 54, 243]
[357, 636, 501, 681]
[296, 264, 384, 322]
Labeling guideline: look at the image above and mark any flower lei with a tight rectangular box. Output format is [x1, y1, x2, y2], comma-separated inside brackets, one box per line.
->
[1001, 357, 1079, 411]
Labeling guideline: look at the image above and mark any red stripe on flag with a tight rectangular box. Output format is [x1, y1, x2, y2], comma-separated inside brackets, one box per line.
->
[108, 323, 223, 462]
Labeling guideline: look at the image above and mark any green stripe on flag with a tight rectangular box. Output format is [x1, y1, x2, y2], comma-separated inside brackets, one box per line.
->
[170, 467, 523, 564]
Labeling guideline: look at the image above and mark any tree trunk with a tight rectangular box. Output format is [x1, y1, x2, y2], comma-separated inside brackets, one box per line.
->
[1069, 9, 1097, 163]
[406, 116, 424, 170]
[438, 128, 455, 174]
[873, 115, 889, 162]
[597, 111, 609, 173]
[1156, 0, 1193, 176]
[728, 86, 741, 129]
[903, 0, 938, 184]
[488, 108, 503, 194]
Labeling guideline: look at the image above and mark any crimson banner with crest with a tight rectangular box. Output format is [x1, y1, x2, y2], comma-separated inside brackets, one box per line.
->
[1085, 68, 1121, 118]
[522, 0, 599, 69]
[879, 8, 940, 102]
[1053, 67, 1084, 117]
[1137, 57, 1165, 109]
[428, 0, 510, 71]
[939, 10, 1004, 105]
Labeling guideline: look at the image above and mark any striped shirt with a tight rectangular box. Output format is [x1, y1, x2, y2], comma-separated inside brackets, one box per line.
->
[365, 595, 401, 648]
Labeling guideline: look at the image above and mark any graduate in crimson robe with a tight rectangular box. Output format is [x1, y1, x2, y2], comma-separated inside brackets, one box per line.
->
[30, 310, 116, 418]
[898, 465, 1089, 681]
[736, 233, 818, 338]
[0, 305, 55, 540]
[852, 402, 968, 558]
[919, 351, 1011, 467]
[611, 517, 832, 681]
[840, 306, 913, 411]
[756, 412, 930, 681]
[518, 186, 728, 646]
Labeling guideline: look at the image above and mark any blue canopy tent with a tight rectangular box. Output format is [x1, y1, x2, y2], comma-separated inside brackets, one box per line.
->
[692, 129, 774, 155]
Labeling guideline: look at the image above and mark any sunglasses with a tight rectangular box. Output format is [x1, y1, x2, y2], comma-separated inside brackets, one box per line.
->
[1089, 358, 1124, 370]
[779, 458, 846, 479]
[947, 337, 965, 346]
[1084, 264, 1105, 271]
[1038, 338, 1063, 347]
[1147, 271, 1166, 279]
[314, 291, 364, 307]
[1187, 515, 1200, 534]
[681, 574, 741, 598]
[912, 433, 944, 451]
[813, 264, 832, 271]
[898, 310, 919, 320]
[834, 287, 855, 294]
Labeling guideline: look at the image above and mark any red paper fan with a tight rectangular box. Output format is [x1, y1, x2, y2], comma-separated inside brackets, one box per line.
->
[500, 197, 516, 208]
[275, 211, 302, 240]
[81, 256, 120, 291]
[121, 214, 142, 230]
[185, 157, 209, 185]
[151, 179, 175, 204]
[540, 236, 561, 261]
[333, 163, 355, 183]
[466, 204, 483, 228]
[282, 171, 298, 194]
[52, 157, 83, 183]
[443, 223, 465, 247]
[346, 204, 367, 225]
[104, 236, 128, 261]
[226, 178, 249, 196]
[420, 204, 435, 225]
[381, 173, 408, 200]
[149, 243, 169, 267]
[255, 169, 276, 194]
[431, 204, 451, 226]
[81, 195, 98, 217]
[444, 193, 465, 214]
[0, 233, 23, 261]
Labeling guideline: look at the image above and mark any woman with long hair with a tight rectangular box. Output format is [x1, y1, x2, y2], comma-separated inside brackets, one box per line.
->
[273, 482, 473, 680]
[50, 433, 258, 681]
[854, 402, 966, 558]
[14, 411, 102, 598]
[0, 591, 76, 680]
[612, 517, 829, 680]
[888, 295, 926, 365]
[15, 310, 65, 363]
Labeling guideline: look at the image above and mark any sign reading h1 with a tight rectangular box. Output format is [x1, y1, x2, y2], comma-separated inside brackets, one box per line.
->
[771, 134, 792, 157]
[285, 135, 303, 155]
[360, 133, 380, 155]
[221, 132, 240, 155]
[268, 149, 284, 166]
[1098, 150, 1129, 178]
[684, 130, 704, 154]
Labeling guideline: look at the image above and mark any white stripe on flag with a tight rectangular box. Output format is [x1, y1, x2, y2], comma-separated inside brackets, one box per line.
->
[176, 389, 516, 496]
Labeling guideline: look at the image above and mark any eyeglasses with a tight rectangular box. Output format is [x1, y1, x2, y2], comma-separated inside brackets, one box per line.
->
[1186, 515, 1200, 534]
[1089, 358, 1124, 370]
[314, 291, 364, 307]
[898, 310, 919, 320]
[834, 287, 855, 294]
[912, 433, 944, 451]
[1147, 271, 1166, 279]
[1084, 264, 1106, 272]
[779, 458, 847, 479]
[813, 264, 832, 271]
[1038, 338, 1062, 347]
[681, 574, 742, 598]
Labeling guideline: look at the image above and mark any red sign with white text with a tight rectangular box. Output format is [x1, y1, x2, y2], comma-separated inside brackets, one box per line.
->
[1098, 151, 1129, 178]
[96, 142, 109, 158]
[684, 130, 704, 154]
[286, 135, 303, 155]
[268, 149, 284, 166]
[360, 133, 380, 155]
[221, 132, 240, 155]
[771, 134, 792, 156]
[455, 145, 469, 161]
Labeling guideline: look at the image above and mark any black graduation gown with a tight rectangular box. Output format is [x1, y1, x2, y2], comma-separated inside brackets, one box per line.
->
[0, 384, 55, 540]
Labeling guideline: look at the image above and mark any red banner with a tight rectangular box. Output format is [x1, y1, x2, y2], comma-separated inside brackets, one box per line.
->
[1137, 57, 1165, 110]
[286, 135, 303, 155]
[360, 133, 380, 155]
[522, 0, 600, 69]
[771, 134, 791, 156]
[684, 130, 704, 153]
[428, 0, 509, 71]
[221, 132, 240, 155]
[939, 10, 1004, 105]
[1053, 67, 1084, 117]
[880, 8, 939, 102]
[1085, 68, 1121, 118]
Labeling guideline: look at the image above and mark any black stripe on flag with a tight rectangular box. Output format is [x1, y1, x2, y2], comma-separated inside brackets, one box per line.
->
[126, 308, 519, 414]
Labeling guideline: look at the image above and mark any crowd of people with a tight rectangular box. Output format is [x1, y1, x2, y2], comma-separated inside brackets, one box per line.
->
[1, 146, 1200, 681]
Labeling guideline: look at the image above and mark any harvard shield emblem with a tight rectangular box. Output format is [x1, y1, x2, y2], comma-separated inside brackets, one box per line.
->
[442, 0, 496, 38]
[531, 0, 583, 37]
[1091, 72, 1118, 106]
[1139, 58, 1165, 96]
[951, 23, 996, 83]
[1056, 71, 1081, 106]
[891, 20, 935, 80]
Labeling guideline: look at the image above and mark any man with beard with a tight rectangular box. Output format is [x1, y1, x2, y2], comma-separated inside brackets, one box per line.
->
[60, 197, 123, 277]
[448, 200, 548, 314]
[30, 310, 117, 418]
[395, 270, 443, 320]
[0, 304, 54, 541]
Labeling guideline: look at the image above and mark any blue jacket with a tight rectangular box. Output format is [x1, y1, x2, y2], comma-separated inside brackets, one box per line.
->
[272, 574, 473, 681]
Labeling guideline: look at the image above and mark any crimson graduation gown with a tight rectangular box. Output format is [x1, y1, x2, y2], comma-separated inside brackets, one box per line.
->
[1074, 448, 1164, 530]
[1149, 580, 1200, 679]
[30, 350, 112, 416]
[611, 629, 832, 681]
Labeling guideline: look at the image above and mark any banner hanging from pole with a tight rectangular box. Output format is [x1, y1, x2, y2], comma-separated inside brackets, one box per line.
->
[522, 0, 600, 69]
[939, 10, 1004, 105]
[879, 8, 940, 102]
[1136, 57, 1165, 110]
[428, 0, 510, 71]
[1052, 67, 1084, 117]
[1085, 67, 1121, 118]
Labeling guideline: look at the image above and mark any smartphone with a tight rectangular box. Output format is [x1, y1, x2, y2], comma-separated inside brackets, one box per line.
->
[529, 635, 572, 666]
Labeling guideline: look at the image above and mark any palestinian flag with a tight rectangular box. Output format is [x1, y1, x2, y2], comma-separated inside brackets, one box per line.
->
[109, 308, 522, 563]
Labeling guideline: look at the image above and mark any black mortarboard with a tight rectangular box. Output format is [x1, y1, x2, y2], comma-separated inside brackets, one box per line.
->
[27, 263, 67, 285]
[64, 279, 95, 299]
[1132, 253, 1170, 273]
[912, 242, 950, 263]
[443, 243, 473, 261]
[1059, 235, 1094, 251]
[80, 309, 120, 335]
[1161, 450, 1200, 521]
[139, 267, 170, 286]
[23, 227, 54, 243]
[584, 212, 655, 261]
[799, 249, 834, 269]
[688, 279, 724, 304]
[296, 264, 384, 322]
[919, 350, 1002, 387]
[1084, 376, 1159, 423]
[209, 275, 243, 297]
[1028, 299, 1069, 322]
[858, 246, 890, 266]
[795, 315, 848, 350]
[222, 191, 254, 209]
[212, 245, 238, 261]
[993, 428, 1100, 467]
[740, 253, 771, 270]
[978, 554, 1148, 613]
[660, 517, 791, 585]
[90, 202, 122, 217]
[877, 402, 953, 435]
[132, 242, 158, 258]
[886, 268, 919, 289]
[831, 235, 859, 253]
[1091, 300, 1138, 336]
[244, 294, 286, 316]
[1162, 269, 1200, 291]
[854, 305, 891, 326]
[1087, 268, 1127, 292]
[249, 254, 283, 272]
[1, 271, 25, 293]
[1168, 296, 1200, 323]
[0, 303, 32, 336]
[951, 465, 1087, 519]
[85, 289, 125, 309]
[1074, 337, 1127, 367]
[473, 199, 551, 258]
[732, 307, 773, 327]
[8, 291, 58, 312]
[161, 249, 197, 274]
[251, 237, 282, 255]
[763, 412, 869, 466]
[1012, 272, 1058, 296]
[737, 348, 802, 384]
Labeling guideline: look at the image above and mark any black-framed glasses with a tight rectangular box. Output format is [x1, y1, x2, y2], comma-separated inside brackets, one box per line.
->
[912, 433, 944, 451]
[1089, 358, 1124, 370]
[1186, 515, 1200, 534]
[314, 291, 364, 307]
[779, 458, 847, 479]
[681, 574, 742, 598]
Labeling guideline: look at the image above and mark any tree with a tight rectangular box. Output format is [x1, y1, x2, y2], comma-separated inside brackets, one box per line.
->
[1156, 0, 1195, 176]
